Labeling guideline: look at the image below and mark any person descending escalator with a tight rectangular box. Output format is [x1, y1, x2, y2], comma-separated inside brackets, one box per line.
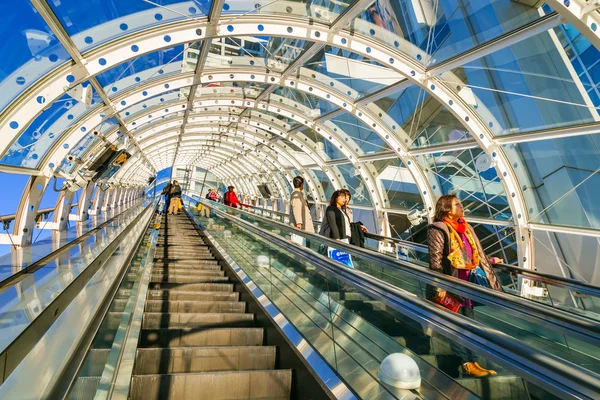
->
[167, 180, 182, 215]
[224, 186, 240, 208]
[427, 194, 504, 378]
[339, 189, 368, 247]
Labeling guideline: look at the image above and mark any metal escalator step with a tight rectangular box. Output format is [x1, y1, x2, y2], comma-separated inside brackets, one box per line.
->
[141, 312, 254, 329]
[148, 283, 233, 292]
[150, 269, 225, 277]
[144, 300, 246, 313]
[150, 267, 222, 275]
[146, 290, 239, 302]
[149, 275, 229, 284]
[152, 259, 219, 266]
[133, 346, 276, 374]
[129, 369, 292, 400]
[138, 328, 264, 348]
[154, 256, 215, 262]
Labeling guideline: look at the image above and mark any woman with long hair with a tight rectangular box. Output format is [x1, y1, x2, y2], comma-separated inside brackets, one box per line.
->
[319, 190, 350, 242]
[428, 194, 504, 377]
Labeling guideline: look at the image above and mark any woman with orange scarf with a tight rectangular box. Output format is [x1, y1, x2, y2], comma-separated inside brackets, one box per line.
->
[428, 194, 504, 378]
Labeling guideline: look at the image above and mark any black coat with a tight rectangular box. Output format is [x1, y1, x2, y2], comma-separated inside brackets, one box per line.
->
[319, 206, 347, 240]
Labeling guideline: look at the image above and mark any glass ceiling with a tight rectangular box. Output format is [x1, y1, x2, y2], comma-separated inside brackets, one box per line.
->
[1, 0, 600, 278]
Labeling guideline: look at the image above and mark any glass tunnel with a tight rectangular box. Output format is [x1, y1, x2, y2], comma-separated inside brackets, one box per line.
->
[0, 0, 600, 399]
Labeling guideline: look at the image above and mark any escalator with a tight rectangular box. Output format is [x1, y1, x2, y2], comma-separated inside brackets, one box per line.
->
[129, 214, 292, 399]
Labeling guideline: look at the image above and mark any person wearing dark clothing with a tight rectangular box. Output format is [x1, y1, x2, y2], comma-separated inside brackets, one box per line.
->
[319, 190, 350, 241]
[428, 194, 503, 378]
[161, 182, 172, 213]
[339, 189, 368, 247]
[167, 180, 182, 215]
[224, 186, 240, 208]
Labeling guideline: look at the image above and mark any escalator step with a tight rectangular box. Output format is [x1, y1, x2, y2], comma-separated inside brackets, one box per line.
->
[129, 370, 292, 400]
[144, 300, 246, 313]
[141, 312, 254, 329]
[149, 275, 229, 284]
[133, 346, 276, 374]
[146, 290, 239, 302]
[138, 328, 264, 348]
[147, 283, 233, 292]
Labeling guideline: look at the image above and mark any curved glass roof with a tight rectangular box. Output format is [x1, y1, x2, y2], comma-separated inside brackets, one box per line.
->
[1, 0, 600, 282]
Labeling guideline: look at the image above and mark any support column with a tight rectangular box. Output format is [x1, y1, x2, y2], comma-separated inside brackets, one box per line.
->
[78, 183, 95, 222]
[101, 188, 114, 211]
[12, 175, 51, 246]
[53, 190, 76, 231]
[89, 187, 107, 216]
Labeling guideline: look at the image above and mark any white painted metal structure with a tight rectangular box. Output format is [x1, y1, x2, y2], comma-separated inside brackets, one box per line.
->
[0, 0, 599, 284]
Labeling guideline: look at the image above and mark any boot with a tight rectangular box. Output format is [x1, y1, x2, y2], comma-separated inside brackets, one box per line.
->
[474, 362, 497, 375]
[462, 362, 489, 378]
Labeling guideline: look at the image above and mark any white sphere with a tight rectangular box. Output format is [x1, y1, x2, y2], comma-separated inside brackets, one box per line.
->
[255, 255, 270, 268]
[378, 353, 421, 389]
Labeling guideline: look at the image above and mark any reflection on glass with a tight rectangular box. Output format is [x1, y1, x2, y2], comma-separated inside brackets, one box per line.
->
[221, 0, 352, 24]
[1, 86, 102, 169]
[0, 2, 71, 113]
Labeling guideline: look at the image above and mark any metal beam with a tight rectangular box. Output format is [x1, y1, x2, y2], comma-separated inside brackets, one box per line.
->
[496, 122, 600, 145]
[29, 0, 155, 175]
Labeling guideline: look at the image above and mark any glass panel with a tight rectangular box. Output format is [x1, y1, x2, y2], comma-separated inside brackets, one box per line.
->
[221, 0, 352, 25]
[0, 2, 71, 113]
[506, 135, 600, 229]
[328, 114, 392, 155]
[49, 0, 206, 51]
[97, 47, 185, 96]
[300, 128, 346, 160]
[453, 31, 600, 136]
[414, 147, 511, 220]
[271, 86, 337, 114]
[301, 46, 402, 98]
[1, 85, 102, 169]
[120, 91, 183, 120]
[353, 0, 542, 65]
[336, 163, 372, 206]
[311, 169, 335, 200]
[371, 83, 474, 149]
[376, 158, 424, 210]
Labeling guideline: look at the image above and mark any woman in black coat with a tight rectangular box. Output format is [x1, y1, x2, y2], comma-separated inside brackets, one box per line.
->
[319, 190, 351, 243]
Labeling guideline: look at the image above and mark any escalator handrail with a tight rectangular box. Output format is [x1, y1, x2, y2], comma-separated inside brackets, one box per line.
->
[0, 198, 144, 290]
[204, 205, 600, 400]
[239, 203, 600, 300]
[200, 200, 600, 346]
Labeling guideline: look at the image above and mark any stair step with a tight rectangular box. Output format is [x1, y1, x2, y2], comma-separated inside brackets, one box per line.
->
[154, 256, 215, 262]
[69, 376, 102, 400]
[142, 312, 254, 329]
[153, 260, 219, 266]
[133, 346, 276, 374]
[144, 300, 246, 313]
[150, 275, 229, 284]
[150, 270, 225, 277]
[138, 328, 264, 348]
[146, 290, 239, 302]
[150, 265, 222, 273]
[129, 370, 292, 400]
[148, 283, 233, 292]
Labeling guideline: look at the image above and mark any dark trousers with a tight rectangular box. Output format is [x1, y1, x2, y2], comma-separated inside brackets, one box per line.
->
[451, 307, 479, 364]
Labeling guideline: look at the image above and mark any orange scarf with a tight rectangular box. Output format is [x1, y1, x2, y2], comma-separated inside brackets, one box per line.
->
[443, 217, 480, 270]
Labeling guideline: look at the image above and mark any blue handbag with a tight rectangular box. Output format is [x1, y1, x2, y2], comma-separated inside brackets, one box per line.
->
[469, 267, 490, 288]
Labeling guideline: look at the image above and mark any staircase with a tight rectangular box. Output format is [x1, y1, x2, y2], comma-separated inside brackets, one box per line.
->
[129, 214, 292, 400]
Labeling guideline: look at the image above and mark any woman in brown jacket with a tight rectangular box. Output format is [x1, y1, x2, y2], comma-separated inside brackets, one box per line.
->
[428, 194, 504, 378]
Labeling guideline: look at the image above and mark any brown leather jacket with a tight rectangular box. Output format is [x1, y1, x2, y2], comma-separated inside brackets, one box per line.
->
[427, 221, 503, 292]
